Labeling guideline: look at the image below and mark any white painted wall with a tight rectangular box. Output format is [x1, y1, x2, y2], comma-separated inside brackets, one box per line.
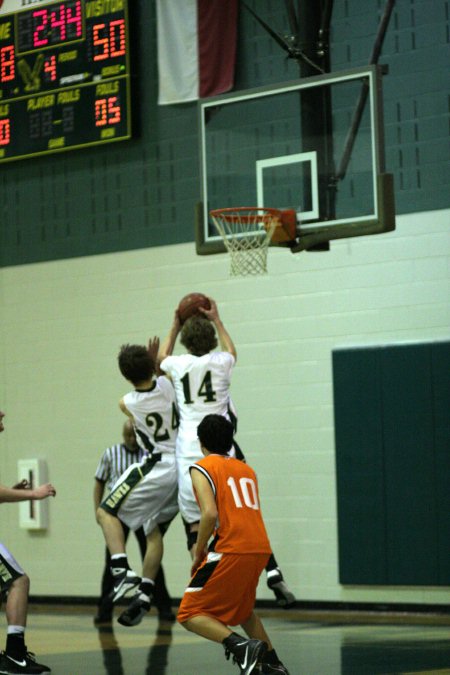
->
[0, 208, 449, 604]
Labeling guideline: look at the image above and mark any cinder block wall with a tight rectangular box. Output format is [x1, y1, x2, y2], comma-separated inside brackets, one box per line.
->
[1, 208, 448, 604]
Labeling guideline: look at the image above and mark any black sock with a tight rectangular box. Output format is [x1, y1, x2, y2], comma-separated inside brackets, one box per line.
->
[139, 579, 155, 598]
[110, 554, 129, 575]
[6, 633, 25, 659]
[222, 632, 244, 650]
[265, 553, 278, 573]
[265, 648, 281, 665]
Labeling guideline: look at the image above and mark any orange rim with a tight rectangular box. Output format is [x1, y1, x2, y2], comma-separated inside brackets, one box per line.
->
[210, 207, 282, 224]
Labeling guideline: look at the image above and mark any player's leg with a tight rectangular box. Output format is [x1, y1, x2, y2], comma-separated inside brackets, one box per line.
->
[232, 435, 296, 610]
[178, 552, 269, 675]
[4, 573, 28, 628]
[117, 462, 178, 626]
[135, 524, 174, 619]
[240, 612, 272, 648]
[97, 484, 139, 601]
[181, 517, 200, 559]
[265, 553, 296, 608]
[118, 526, 162, 627]
[182, 614, 267, 675]
[182, 614, 231, 642]
[177, 454, 202, 558]
[96, 508, 139, 602]
[0, 543, 50, 673]
[241, 611, 290, 674]
[95, 522, 131, 624]
[135, 508, 178, 621]
[96, 508, 126, 554]
[152, 518, 176, 621]
[97, 456, 168, 603]
[94, 547, 114, 624]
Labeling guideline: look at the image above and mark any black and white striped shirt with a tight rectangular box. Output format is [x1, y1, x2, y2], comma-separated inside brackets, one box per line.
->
[94, 443, 147, 492]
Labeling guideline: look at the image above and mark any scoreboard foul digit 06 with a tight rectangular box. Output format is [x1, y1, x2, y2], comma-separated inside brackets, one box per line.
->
[0, 0, 131, 163]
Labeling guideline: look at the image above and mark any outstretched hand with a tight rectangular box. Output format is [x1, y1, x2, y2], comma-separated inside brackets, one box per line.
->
[147, 336, 160, 361]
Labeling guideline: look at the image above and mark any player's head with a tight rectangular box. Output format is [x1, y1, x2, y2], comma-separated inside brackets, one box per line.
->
[180, 316, 217, 356]
[118, 344, 155, 386]
[197, 414, 233, 455]
[122, 419, 138, 450]
[0, 410, 4, 433]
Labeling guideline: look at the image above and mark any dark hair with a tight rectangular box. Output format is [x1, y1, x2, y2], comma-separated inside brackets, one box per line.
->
[197, 414, 233, 455]
[180, 316, 217, 356]
[118, 344, 155, 385]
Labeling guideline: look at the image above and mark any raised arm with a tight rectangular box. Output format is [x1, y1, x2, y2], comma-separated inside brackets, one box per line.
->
[147, 335, 163, 376]
[200, 298, 237, 360]
[158, 310, 181, 363]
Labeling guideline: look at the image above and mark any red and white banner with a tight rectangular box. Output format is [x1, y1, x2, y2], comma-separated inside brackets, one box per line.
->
[157, 0, 238, 105]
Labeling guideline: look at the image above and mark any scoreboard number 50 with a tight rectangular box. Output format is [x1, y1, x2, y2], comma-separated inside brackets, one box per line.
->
[93, 19, 126, 61]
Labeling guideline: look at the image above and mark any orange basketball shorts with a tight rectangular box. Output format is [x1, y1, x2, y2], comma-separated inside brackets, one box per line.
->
[177, 551, 270, 626]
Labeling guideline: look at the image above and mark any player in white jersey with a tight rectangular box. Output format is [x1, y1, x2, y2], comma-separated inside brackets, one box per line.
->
[93, 419, 175, 623]
[160, 302, 297, 609]
[159, 298, 236, 556]
[96, 342, 178, 627]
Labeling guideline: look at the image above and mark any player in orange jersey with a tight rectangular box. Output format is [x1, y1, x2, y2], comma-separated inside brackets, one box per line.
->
[177, 414, 289, 675]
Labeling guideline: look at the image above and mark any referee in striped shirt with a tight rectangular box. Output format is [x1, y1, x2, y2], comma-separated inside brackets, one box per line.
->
[93, 419, 174, 623]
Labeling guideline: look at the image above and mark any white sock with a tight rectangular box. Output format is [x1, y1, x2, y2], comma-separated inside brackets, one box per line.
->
[7, 626, 24, 635]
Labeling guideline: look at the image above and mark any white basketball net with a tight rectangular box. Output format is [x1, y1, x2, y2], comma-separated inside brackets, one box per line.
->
[210, 208, 280, 276]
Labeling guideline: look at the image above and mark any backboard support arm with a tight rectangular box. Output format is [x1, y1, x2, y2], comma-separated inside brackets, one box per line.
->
[334, 0, 396, 182]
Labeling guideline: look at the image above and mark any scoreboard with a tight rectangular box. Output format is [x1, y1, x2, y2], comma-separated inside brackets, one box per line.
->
[0, 0, 131, 163]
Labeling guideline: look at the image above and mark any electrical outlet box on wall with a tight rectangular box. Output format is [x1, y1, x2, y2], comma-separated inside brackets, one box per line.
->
[17, 459, 49, 530]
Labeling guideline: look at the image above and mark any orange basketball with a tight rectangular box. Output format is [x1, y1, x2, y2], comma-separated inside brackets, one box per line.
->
[177, 293, 211, 324]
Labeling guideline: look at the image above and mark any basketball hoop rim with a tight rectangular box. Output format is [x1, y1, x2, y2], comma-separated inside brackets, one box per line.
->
[210, 206, 282, 224]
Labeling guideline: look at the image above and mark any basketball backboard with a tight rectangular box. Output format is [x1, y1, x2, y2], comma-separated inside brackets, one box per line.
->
[195, 65, 395, 254]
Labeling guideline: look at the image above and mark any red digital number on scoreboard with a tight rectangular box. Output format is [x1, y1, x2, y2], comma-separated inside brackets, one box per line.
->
[92, 20, 126, 61]
[95, 97, 121, 126]
[0, 119, 11, 146]
[0, 45, 15, 82]
[33, 1, 82, 48]
[43, 55, 57, 81]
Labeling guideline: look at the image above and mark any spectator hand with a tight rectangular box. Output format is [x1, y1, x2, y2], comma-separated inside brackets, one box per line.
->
[12, 479, 30, 490]
[34, 483, 57, 499]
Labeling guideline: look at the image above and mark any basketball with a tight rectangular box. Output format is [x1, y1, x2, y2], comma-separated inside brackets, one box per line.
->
[177, 293, 211, 324]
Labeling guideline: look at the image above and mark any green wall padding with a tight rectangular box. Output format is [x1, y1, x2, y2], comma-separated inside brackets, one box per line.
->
[333, 348, 387, 584]
[333, 340, 450, 586]
[432, 342, 450, 583]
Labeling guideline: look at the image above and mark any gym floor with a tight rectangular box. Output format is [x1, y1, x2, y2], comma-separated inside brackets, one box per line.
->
[20, 604, 450, 674]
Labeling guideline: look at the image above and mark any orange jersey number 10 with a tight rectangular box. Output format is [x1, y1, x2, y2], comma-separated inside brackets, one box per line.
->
[227, 477, 260, 510]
